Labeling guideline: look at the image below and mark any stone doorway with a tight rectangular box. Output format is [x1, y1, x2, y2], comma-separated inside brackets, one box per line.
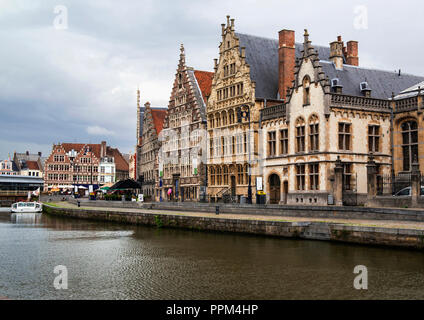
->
[269, 174, 281, 204]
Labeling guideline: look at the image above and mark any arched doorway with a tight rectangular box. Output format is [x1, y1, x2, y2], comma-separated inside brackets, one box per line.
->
[269, 174, 281, 204]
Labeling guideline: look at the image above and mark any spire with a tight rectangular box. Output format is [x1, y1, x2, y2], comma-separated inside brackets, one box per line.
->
[179, 43, 185, 66]
[137, 87, 140, 109]
[304, 29, 309, 43]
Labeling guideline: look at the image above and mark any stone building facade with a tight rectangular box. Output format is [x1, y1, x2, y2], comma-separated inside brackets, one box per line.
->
[392, 82, 424, 174]
[260, 30, 424, 205]
[159, 45, 213, 202]
[206, 16, 286, 203]
[138, 102, 167, 199]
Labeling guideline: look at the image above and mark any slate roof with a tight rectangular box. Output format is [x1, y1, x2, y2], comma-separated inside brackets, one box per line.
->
[321, 61, 424, 99]
[394, 80, 424, 99]
[138, 106, 145, 139]
[236, 33, 331, 99]
[236, 32, 424, 101]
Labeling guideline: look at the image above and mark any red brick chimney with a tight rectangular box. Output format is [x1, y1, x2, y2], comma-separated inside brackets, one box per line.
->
[101, 141, 106, 158]
[346, 40, 359, 66]
[278, 29, 295, 101]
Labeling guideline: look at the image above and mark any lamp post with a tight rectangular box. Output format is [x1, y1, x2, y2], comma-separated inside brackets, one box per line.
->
[237, 104, 253, 204]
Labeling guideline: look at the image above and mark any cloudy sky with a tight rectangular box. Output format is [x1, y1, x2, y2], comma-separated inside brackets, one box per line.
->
[1, 0, 423, 160]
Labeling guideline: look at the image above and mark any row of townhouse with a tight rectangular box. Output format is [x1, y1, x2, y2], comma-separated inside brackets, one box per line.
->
[0, 151, 45, 177]
[44, 141, 129, 190]
[135, 16, 424, 205]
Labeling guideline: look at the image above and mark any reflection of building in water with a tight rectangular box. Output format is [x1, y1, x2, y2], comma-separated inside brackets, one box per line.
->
[11, 212, 43, 225]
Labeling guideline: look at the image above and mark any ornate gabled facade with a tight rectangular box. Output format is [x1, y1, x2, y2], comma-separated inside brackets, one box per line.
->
[139, 102, 167, 199]
[159, 45, 213, 202]
[207, 16, 290, 203]
[261, 29, 424, 205]
[44, 141, 128, 189]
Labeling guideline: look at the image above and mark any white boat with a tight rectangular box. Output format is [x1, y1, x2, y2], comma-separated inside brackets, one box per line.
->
[11, 202, 43, 213]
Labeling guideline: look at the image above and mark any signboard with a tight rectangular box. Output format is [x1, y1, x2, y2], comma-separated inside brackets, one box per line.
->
[193, 158, 198, 175]
[89, 185, 93, 193]
[256, 177, 263, 191]
[74, 186, 78, 193]
[159, 161, 163, 177]
[138, 194, 144, 202]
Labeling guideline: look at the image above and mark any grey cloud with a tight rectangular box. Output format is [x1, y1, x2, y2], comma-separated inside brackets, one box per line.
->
[0, 0, 423, 159]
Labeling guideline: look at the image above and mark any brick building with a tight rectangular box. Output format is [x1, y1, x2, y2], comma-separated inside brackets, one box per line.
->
[44, 141, 129, 190]
[137, 102, 167, 199]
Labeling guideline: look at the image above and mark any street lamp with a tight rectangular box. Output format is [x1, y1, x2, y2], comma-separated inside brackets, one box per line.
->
[237, 104, 253, 204]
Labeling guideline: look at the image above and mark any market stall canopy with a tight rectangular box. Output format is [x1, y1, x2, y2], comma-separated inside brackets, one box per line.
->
[110, 179, 141, 190]
[100, 182, 114, 191]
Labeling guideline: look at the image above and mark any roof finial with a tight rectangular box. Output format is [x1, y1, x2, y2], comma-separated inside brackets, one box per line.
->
[226, 15, 230, 27]
[304, 29, 309, 42]
[137, 87, 140, 109]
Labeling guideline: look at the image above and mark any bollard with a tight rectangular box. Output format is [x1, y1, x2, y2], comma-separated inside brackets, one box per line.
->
[77, 201, 80, 208]
[215, 206, 219, 215]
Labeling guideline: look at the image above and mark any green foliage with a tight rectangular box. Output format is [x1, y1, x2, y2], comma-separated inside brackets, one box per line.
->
[104, 194, 121, 201]
[154, 215, 163, 228]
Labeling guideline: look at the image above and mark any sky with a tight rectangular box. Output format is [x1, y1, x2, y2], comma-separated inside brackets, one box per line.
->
[1, 0, 423, 160]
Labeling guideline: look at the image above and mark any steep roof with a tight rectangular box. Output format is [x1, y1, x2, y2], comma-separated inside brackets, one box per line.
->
[14, 152, 41, 162]
[395, 80, 424, 99]
[236, 32, 331, 99]
[61, 143, 102, 158]
[106, 147, 129, 172]
[25, 160, 40, 170]
[194, 70, 214, 102]
[151, 108, 167, 135]
[321, 61, 424, 99]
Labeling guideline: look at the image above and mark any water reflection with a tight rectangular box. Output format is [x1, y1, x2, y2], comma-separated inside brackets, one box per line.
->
[1, 211, 424, 300]
[11, 212, 43, 225]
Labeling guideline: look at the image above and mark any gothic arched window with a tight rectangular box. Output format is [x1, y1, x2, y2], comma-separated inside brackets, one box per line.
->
[295, 117, 306, 153]
[401, 120, 418, 171]
[308, 114, 319, 152]
[303, 76, 311, 106]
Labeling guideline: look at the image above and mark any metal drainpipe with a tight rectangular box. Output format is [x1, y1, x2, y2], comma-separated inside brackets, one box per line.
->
[390, 94, 395, 194]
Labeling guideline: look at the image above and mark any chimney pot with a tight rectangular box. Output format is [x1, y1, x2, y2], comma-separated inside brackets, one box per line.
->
[346, 40, 359, 66]
[330, 39, 344, 69]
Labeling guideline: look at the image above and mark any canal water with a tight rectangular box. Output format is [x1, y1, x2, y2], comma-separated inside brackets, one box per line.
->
[1, 209, 424, 300]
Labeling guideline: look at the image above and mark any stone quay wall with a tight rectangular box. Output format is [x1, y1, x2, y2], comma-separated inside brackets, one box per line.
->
[68, 199, 424, 222]
[44, 205, 424, 249]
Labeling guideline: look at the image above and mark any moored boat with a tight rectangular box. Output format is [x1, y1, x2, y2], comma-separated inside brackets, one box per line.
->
[11, 202, 42, 213]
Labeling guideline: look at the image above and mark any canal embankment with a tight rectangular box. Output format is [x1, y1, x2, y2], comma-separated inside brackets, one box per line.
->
[43, 203, 424, 249]
[67, 198, 424, 222]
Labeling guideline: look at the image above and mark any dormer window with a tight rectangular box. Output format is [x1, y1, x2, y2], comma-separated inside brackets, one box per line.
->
[360, 82, 372, 98]
[331, 78, 343, 94]
[303, 76, 311, 106]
